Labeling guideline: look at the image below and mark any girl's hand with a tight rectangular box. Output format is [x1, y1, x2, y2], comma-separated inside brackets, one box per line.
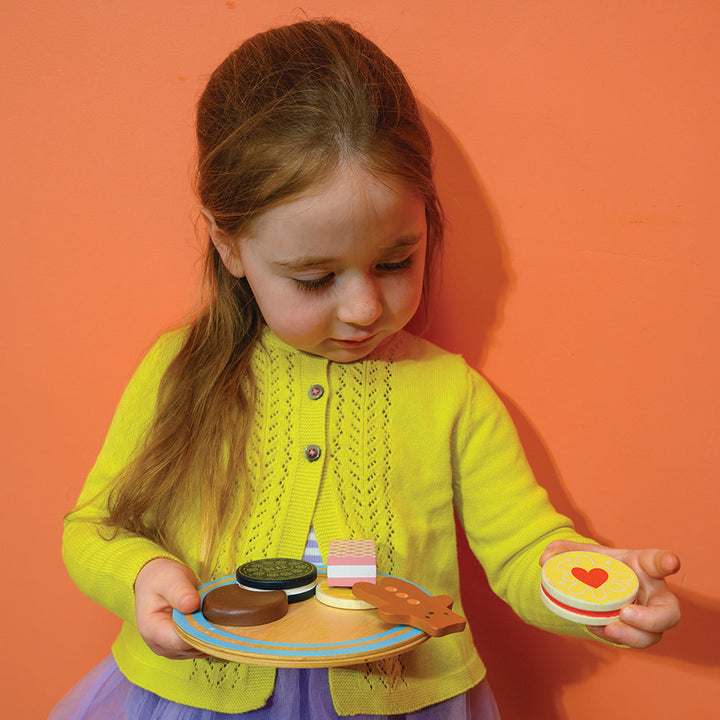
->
[540, 540, 681, 649]
[134, 558, 207, 659]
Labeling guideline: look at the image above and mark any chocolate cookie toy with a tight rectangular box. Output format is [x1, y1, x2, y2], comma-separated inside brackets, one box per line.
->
[236, 558, 318, 603]
[202, 583, 288, 626]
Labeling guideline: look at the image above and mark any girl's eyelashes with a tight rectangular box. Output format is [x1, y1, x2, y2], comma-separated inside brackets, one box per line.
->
[293, 273, 335, 292]
[292, 256, 414, 293]
[376, 256, 413, 273]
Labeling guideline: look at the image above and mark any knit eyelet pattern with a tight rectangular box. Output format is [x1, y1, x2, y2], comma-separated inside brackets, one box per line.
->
[189, 332, 410, 692]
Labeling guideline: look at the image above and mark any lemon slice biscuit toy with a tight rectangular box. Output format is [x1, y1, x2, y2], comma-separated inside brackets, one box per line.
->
[540, 551, 639, 625]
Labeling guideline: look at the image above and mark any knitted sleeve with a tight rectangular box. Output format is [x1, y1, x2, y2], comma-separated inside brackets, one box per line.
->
[452, 365, 595, 639]
[62, 331, 185, 624]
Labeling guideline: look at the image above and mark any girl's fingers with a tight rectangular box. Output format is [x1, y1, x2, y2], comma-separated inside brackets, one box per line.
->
[137, 558, 202, 613]
[620, 569, 682, 640]
[167, 574, 202, 615]
[589, 619, 663, 649]
[600, 583, 681, 647]
[135, 559, 206, 659]
[616, 549, 681, 636]
[631, 548, 681, 581]
[143, 611, 207, 658]
[591, 586, 681, 648]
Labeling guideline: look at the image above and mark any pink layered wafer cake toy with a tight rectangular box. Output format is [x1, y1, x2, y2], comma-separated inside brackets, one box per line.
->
[327, 539, 376, 587]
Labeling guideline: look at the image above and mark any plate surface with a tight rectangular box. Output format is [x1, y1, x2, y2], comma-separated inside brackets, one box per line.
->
[173, 567, 428, 667]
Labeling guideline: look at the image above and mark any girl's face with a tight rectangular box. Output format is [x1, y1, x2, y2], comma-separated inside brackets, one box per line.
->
[217, 165, 427, 362]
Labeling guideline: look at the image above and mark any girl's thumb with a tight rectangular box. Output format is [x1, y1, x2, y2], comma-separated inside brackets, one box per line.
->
[169, 571, 201, 614]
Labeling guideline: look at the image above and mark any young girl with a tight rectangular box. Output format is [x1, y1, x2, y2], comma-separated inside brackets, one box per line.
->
[53, 18, 680, 720]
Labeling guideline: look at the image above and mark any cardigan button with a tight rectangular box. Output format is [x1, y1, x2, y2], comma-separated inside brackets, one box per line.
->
[304, 444, 322, 462]
[308, 384, 324, 400]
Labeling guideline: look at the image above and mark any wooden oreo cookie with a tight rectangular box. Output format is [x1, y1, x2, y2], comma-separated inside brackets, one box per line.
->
[236, 558, 318, 604]
[201, 583, 288, 627]
[540, 551, 639, 625]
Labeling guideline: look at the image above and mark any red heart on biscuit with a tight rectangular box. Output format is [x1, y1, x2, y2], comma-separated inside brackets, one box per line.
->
[571, 567, 608, 588]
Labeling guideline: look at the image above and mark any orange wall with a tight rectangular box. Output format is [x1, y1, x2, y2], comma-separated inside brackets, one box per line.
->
[2, 2, 718, 718]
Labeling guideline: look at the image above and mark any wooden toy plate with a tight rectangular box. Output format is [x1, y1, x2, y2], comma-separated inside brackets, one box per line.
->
[173, 567, 428, 667]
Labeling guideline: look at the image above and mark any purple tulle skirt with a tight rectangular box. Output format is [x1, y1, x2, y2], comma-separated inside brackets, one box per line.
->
[49, 656, 500, 720]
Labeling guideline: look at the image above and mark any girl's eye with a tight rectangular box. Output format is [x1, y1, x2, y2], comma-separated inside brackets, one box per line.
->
[377, 256, 413, 273]
[293, 274, 335, 292]
[292, 256, 412, 292]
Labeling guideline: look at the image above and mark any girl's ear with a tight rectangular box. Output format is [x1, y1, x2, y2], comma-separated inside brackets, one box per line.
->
[199, 206, 245, 278]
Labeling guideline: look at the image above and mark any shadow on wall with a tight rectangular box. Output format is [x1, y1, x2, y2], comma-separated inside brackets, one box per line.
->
[421, 111, 720, 719]
[407, 110, 510, 367]
[417, 109, 601, 719]
[460, 393, 720, 720]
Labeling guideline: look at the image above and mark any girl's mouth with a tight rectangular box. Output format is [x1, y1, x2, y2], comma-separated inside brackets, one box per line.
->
[333, 334, 378, 348]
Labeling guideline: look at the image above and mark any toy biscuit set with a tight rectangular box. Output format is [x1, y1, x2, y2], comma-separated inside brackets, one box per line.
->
[174, 543, 638, 666]
[173, 539, 469, 666]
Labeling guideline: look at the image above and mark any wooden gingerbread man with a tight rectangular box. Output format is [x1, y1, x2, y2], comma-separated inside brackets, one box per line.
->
[352, 577, 466, 637]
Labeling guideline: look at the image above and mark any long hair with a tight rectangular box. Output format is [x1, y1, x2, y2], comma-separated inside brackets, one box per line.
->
[86, 19, 444, 579]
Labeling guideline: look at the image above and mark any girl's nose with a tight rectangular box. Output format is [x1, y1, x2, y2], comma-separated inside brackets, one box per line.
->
[337, 276, 383, 326]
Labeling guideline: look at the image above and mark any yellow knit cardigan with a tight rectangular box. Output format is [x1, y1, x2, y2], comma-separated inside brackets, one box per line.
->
[63, 328, 592, 715]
